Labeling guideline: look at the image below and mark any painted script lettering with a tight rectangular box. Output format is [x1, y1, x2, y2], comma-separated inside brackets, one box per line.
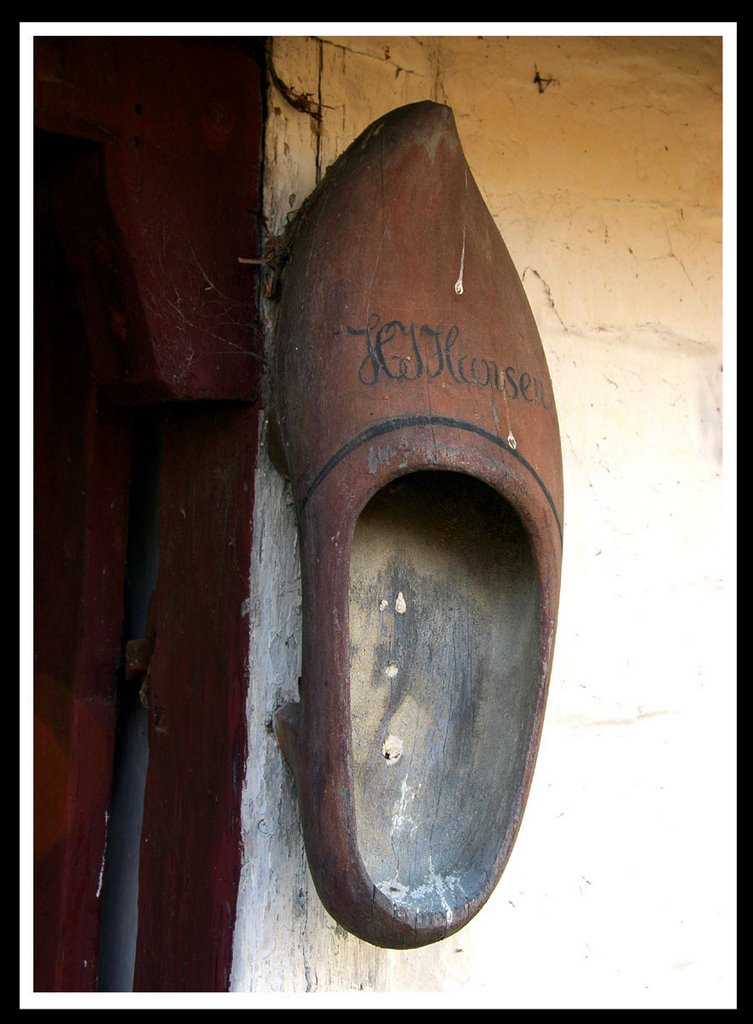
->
[347, 314, 553, 411]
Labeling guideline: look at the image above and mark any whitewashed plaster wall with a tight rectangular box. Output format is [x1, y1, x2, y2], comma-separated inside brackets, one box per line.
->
[231, 35, 733, 1008]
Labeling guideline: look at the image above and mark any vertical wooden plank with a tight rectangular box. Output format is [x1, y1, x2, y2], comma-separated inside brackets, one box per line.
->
[33, 191, 131, 991]
[133, 405, 258, 992]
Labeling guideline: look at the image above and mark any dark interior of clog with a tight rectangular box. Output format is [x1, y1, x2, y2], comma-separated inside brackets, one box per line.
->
[349, 471, 541, 921]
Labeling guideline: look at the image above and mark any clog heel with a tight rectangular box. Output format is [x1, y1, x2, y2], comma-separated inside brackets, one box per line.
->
[271, 101, 563, 949]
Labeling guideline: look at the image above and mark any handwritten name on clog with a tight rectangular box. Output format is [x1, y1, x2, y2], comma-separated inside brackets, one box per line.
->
[347, 316, 553, 412]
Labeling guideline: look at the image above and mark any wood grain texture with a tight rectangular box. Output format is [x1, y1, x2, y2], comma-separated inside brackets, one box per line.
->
[133, 405, 257, 992]
[350, 472, 541, 918]
[270, 100, 562, 948]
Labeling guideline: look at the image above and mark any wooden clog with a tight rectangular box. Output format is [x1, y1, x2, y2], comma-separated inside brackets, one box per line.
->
[271, 101, 563, 948]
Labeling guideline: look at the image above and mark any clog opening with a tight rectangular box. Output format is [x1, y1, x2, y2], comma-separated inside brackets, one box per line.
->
[349, 470, 541, 920]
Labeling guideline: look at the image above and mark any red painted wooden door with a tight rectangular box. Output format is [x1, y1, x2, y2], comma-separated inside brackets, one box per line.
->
[33, 37, 264, 991]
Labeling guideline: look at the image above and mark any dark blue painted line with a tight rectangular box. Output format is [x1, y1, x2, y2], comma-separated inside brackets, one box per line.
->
[299, 415, 563, 543]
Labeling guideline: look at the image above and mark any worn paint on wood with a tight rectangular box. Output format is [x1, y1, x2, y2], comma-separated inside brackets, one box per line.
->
[270, 101, 562, 947]
[349, 472, 541, 920]
[133, 406, 257, 992]
[34, 38, 265, 992]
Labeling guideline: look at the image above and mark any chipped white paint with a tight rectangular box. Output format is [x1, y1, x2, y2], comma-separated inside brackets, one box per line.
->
[368, 444, 397, 474]
[454, 222, 466, 295]
[230, 35, 733, 1007]
[390, 776, 419, 838]
[384, 664, 399, 679]
[381, 734, 403, 764]
[395, 591, 407, 614]
[96, 810, 109, 899]
[378, 851, 466, 927]
[455, 165, 469, 296]
[379, 599, 389, 611]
